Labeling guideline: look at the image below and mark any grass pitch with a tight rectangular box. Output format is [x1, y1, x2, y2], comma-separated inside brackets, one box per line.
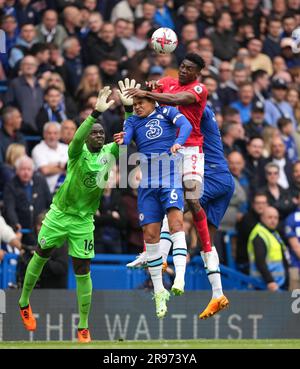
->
[0, 339, 300, 349]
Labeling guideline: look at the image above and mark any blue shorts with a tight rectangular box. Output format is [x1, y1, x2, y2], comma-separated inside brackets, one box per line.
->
[138, 187, 184, 226]
[200, 171, 235, 228]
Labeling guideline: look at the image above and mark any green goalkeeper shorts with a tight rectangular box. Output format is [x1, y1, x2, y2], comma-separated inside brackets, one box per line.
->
[38, 205, 95, 259]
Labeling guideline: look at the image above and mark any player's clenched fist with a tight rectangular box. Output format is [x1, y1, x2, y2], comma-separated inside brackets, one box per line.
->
[95, 86, 115, 112]
[114, 132, 125, 145]
[170, 143, 182, 154]
[118, 78, 141, 106]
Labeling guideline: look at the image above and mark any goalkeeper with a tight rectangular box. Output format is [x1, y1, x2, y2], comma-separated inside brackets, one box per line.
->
[18, 86, 135, 343]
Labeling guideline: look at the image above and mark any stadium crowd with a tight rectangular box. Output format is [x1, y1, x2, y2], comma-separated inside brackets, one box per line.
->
[0, 0, 300, 289]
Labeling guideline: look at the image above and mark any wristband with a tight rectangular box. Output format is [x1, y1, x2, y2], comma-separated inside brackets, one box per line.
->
[124, 105, 133, 113]
[91, 110, 102, 119]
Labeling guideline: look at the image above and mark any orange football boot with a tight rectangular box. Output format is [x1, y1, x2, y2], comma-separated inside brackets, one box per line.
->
[77, 328, 91, 343]
[19, 304, 36, 331]
[199, 295, 229, 320]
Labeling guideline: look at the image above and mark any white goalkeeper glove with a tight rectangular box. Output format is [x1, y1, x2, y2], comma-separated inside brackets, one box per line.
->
[95, 86, 115, 113]
[117, 78, 141, 106]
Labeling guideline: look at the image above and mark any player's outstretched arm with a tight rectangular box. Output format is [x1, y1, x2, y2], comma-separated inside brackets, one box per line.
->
[125, 88, 196, 106]
[68, 87, 114, 158]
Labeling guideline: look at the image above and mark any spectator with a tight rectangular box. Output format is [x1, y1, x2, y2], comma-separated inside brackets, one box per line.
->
[62, 36, 83, 94]
[83, 12, 104, 61]
[289, 161, 300, 199]
[35, 9, 68, 49]
[5, 55, 44, 135]
[111, 0, 140, 23]
[35, 86, 68, 135]
[261, 126, 281, 158]
[0, 143, 26, 196]
[278, 117, 298, 163]
[130, 18, 152, 52]
[247, 38, 273, 76]
[247, 206, 289, 290]
[251, 69, 270, 104]
[270, 137, 294, 189]
[127, 52, 150, 82]
[60, 119, 77, 145]
[87, 22, 127, 65]
[288, 88, 300, 155]
[216, 151, 248, 263]
[218, 65, 249, 106]
[264, 78, 296, 128]
[175, 23, 199, 64]
[75, 65, 103, 107]
[140, 0, 157, 24]
[244, 101, 269, 138]
[32, 122, 68, 194]
[203, 75, 222, 114]
[0, 107, 27, 163]
[228, 150, 250, 198]
[198, 1, 216, 36]
[62, 5, 82, 38]
[175, 1, 201, 36]
[3, 155, 51, 246]
[153, 0, 174, 29]
[280, 38, 300, 69]
[236, 191, 269, 274]
[8, 23, 37, 71]
[15, 0, 38, 26]
[230, 82, 254, 124]
[1, 15, 18, 67]
[285, 192, 300, 288]
[30, 42, 52, 76]
[222, 122, 245, 157]
[262, 18, 282, 59]
[272, 55, 287, 74]
[244, 136, 268, 193]
[0, 214, 22, 261]
[260, 162, 295, 220]
[281, 13, 297, 38]
[94, 166, 127, 253]
[45, 72, 78, 119]
[99, 55, 123, 87]
[209, 11, 239, 61]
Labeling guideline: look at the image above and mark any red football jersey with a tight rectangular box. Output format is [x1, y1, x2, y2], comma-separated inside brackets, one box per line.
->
[155, 76, 207, 147]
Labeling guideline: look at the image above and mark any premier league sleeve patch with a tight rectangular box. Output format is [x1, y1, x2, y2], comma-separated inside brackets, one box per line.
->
[194, 85, 203, 94]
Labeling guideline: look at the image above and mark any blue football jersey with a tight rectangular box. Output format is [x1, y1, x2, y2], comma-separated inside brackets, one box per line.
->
[123, 106, 192, 188]
[123, 106, 188, 156]
[201, 106, 229, 174]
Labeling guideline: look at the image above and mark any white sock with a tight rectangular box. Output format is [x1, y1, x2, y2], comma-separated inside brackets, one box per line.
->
[171, 231, 187, 280]
[146, 242, 164, 293]
[201, 246, 223, 299]
[160, 215, 172, 262]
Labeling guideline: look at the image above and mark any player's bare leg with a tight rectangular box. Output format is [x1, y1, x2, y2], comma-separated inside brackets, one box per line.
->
[167, 208, 187, 296]
[199, 223, 229, 319]
[143, 222, 170, 318]
[184, 179, 218, 271]
[19, 245, 53, 331]
[73, 257, 92, 342]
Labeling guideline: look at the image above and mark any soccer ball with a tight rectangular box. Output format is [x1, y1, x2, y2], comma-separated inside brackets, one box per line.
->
[151, 27, 178, 54]
[291, 27, 300, 53]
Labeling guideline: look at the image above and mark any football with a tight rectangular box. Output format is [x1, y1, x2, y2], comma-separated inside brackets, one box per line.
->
[151, 27, 178, 54]
[291, 27, 300, 53]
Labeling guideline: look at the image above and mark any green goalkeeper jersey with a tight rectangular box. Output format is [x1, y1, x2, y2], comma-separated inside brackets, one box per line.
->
[52, 115, 119, 219]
